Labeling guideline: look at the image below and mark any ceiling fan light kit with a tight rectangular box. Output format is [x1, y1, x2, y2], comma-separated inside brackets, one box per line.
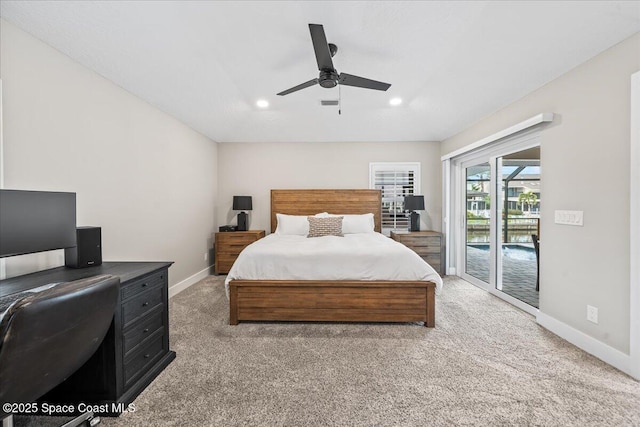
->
[277, 24, 391, 97]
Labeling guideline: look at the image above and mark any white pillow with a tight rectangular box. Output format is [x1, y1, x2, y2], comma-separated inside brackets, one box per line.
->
[318, 213, 375, 234]
[275, 213, 329, 235]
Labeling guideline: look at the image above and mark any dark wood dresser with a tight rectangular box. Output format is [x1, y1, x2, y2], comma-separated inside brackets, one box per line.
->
[0, 262, 176, 414]
[215, 230, 265, 274]
[391, 231, 445, 276]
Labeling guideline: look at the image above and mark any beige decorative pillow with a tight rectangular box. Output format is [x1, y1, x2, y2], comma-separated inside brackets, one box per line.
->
[307, 216, 344, 238]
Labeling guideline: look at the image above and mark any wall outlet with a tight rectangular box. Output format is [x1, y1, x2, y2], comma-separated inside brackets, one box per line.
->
[554, 210, 584, 226]
[204, 252, 208, 261]
[587, 305, 598, 324]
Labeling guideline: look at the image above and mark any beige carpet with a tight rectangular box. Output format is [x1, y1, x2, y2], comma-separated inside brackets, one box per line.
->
[15, 275, 640, 426]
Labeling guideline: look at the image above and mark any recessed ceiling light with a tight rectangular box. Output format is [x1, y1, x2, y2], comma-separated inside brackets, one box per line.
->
[389, 97, 402, 106]
[256, 99, 269, 108]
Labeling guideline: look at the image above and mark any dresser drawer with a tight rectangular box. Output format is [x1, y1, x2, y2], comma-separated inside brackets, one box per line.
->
[122, 285, 164, 328]
[123, 307, 164, 356]
[121, 269, 167, 301]
[123, 331, 165, 388]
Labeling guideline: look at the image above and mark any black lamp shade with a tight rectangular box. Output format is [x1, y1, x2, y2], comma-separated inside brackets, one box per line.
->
[233, 196, 252, 211]
[404, 195, 425, 211]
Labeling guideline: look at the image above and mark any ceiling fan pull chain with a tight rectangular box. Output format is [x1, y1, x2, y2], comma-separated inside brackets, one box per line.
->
[339, 84, 341, 115]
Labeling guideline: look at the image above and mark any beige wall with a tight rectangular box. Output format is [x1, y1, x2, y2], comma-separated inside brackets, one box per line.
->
[217, 141, 441, 233]
[442, 33, 640, 353]
[0, 19, 218, 287]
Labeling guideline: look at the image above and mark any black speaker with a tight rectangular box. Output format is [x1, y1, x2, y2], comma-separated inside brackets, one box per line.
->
[65, 226, 102, 268]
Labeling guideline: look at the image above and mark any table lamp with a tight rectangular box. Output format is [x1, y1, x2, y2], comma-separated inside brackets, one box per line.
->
[404, 195, 425, 232]
[233, 196, 252, 231]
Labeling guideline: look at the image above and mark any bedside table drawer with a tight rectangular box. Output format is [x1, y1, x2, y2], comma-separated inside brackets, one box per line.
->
[216, 261, 234, 273]
[423, 255, 442, 269]
[391, 231, 444, 276]
[217, 253, 242, 263]
[215, 230, 265, 274]
[216, 233, 259, 245]
[410, 245, 441, 256]
[397, 236, 441, 247]
[217, 243, 251, 255]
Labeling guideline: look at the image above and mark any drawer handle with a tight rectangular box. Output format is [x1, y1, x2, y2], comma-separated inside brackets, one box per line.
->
[142, 283, 148, 288]
[143, 328, 149, 333]
[144, 354, 150, 359]
[142, 302, 149, 307]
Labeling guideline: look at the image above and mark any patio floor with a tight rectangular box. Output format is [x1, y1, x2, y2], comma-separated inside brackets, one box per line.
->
[465, 245, 539, 308]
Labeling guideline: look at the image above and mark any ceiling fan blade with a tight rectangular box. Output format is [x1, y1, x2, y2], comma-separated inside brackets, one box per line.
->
[309, 24, 334, 71]
[277, 78, 319, 96]
[338, 73, 391, 91]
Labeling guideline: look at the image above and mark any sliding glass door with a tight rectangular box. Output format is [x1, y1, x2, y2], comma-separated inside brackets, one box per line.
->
[457, 144, 540, 313]
[498, 151, 540, 308]
[465, 162, 492, 284]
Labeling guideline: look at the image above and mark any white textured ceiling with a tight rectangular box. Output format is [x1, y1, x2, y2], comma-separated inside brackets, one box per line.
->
[1, 1, 639, 143]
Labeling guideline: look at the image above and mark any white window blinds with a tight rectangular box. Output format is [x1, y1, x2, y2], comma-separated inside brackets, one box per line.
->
[369, 162, 421, 235]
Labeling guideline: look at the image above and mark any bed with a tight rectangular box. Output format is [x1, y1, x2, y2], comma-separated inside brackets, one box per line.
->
[227, 189, 441, 327]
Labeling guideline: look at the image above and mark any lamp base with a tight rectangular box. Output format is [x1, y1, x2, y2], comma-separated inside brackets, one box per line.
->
[237, 212, 248, 231]
[409, 212, 420, 232]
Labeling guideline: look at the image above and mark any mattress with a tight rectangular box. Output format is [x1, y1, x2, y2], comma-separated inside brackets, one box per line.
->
[224, 232, 443, 296]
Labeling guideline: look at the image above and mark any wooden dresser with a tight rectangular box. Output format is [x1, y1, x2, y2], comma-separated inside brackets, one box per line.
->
[0, 262, 175, 414]
[391, 231, 444, 276]
[215, 230, 265, 274]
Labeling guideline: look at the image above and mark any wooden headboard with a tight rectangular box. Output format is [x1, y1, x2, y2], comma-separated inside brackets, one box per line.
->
[271, 189, 382, 233]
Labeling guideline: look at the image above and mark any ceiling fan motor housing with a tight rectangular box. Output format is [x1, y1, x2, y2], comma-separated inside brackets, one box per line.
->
[319, 70, 339, 88]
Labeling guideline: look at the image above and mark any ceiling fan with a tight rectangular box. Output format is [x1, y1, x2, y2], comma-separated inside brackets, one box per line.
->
[277, 24, 391, 96]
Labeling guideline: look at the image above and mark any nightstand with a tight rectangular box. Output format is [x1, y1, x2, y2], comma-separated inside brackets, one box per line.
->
[215, 230, 265, 274]
[390, 231, 444, 276]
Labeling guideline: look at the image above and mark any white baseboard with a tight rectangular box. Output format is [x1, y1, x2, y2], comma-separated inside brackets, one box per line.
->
[168, 266, 211, 298]
[536, 312, 636, 379]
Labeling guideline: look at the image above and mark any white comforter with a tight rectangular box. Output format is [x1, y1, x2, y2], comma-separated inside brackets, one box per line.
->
[224, 232, 443, 296]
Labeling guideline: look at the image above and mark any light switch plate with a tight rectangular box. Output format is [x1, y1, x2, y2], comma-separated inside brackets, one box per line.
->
[554, 210, 584, 226]
[587, 305, 598, 324]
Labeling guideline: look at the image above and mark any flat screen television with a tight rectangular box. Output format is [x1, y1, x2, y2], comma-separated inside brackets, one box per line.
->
[0, 189, 77, 258]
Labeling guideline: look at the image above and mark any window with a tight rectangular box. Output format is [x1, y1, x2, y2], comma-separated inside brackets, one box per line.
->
[369, 162, 420, 235]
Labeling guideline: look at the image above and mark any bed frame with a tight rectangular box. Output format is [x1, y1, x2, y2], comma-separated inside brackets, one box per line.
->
[228, 189, 436, 327]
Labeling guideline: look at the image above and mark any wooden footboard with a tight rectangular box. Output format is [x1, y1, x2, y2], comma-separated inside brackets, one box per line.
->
[229, 280, 436, 327]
